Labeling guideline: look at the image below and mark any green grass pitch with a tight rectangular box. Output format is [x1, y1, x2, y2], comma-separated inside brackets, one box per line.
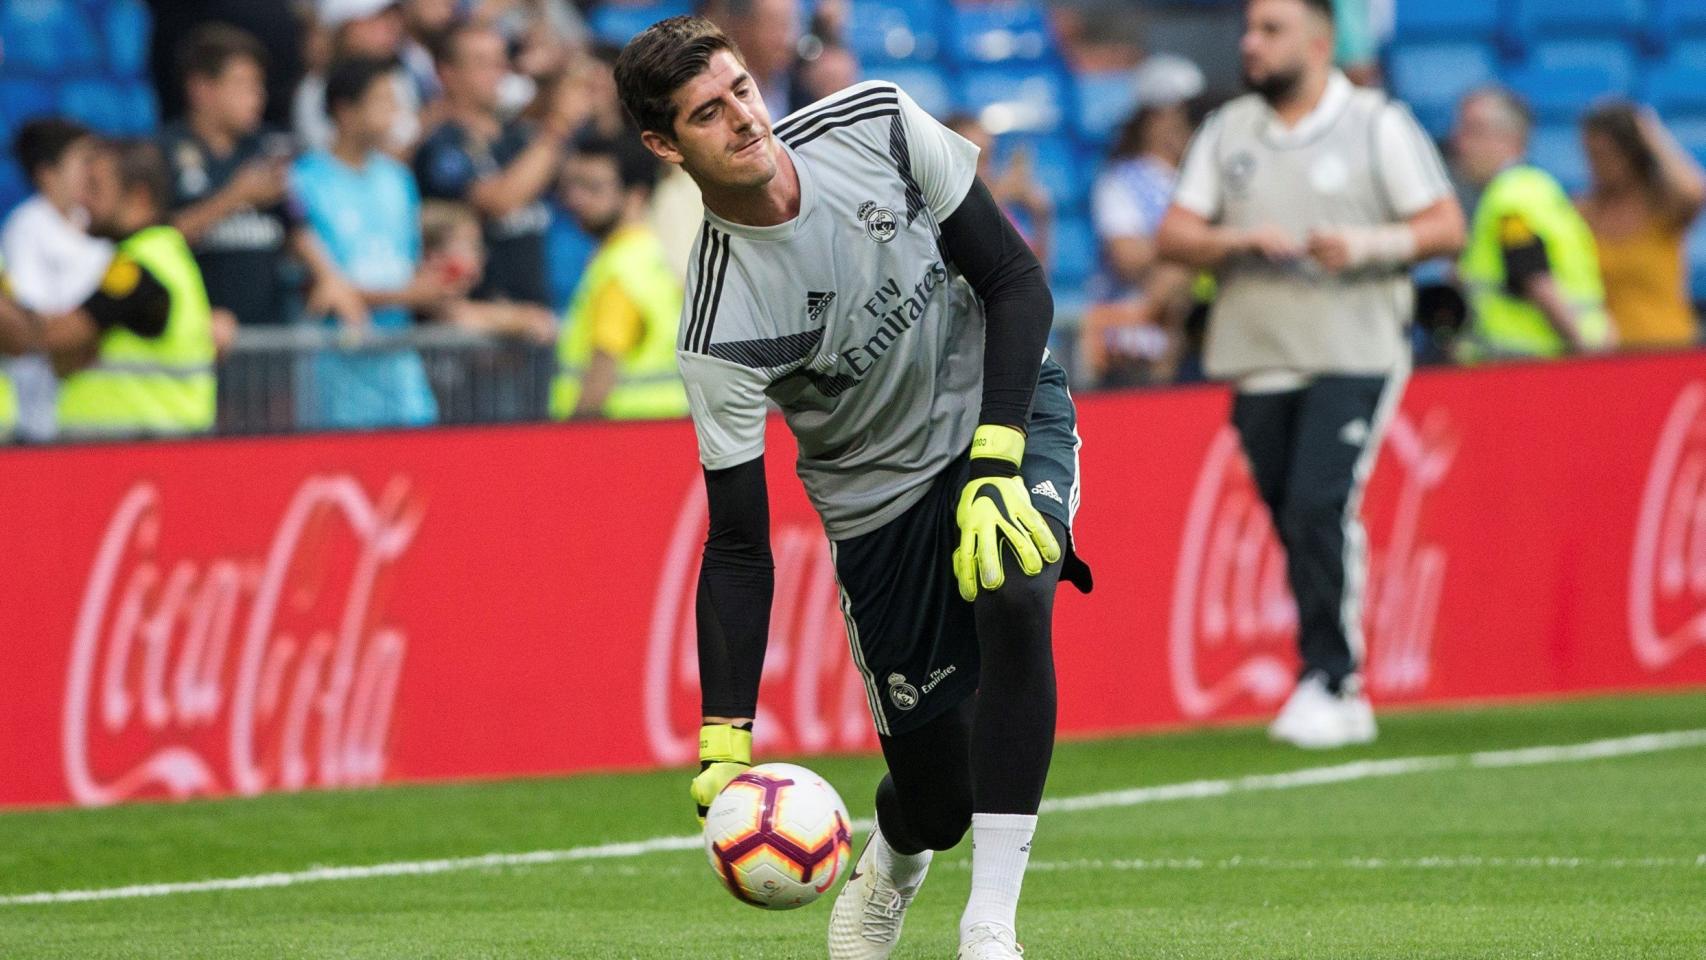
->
[1, 691, 1702, 959]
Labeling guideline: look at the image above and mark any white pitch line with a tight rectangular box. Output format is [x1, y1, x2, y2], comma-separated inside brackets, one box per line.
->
[973, 855, 1706, 874]
[3, 727, 1703, 907]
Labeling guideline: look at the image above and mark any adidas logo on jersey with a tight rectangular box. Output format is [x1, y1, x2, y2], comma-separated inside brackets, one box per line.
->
[1031, 480, 1063, 504]
[806, 291, 836, 324]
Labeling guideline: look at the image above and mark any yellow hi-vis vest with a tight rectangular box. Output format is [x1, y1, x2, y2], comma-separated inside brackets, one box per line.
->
[57, 225, 216, 437]
[1459, 165, 1612, 360]
[551, 224, 688, 420]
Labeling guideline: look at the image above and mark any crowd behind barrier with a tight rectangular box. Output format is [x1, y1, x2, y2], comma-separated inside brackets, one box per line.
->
[0, 0, 1703, 442]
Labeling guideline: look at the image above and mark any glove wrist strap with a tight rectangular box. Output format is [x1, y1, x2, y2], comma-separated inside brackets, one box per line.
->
[970, 424, 1026, 468]
[698, 723, 753, 764]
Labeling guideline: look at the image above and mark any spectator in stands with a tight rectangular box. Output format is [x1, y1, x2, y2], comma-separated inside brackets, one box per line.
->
[793, 40, 859, 107]
[55, 140, 220, 438]
[160, 25, 294, 329]
[292, 57, 457, 429]
[944, 114, 1053, 262]
[549, 133, 686, 421]
[1081, 101, 1201, 387]
[419, 200, 557, 341]
[0, 118, 113, 441]
[295, 0, 423, 156]
[416, 22, 590, 308]
[1577, 103, 1706, 350]
[1452, 88, 1614, 361]
[401, 0, 458, 107]
[146, 0, 307, 130]
[699, 0, 800, 117]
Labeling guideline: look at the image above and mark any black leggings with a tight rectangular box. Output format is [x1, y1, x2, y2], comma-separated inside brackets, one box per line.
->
[873, 519, 1064, 856]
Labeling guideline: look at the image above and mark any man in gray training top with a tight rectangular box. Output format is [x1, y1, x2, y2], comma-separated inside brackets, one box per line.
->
[614, 14, 1091, 960]
[1158, 0, 1464, 748]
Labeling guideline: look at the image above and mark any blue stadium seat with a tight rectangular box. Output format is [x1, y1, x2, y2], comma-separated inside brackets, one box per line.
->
[860, 63, 955, 119]
[102, 0, 153, 78]
[1689, 223, 1706, 305]
[0, 160, 29, 219]
[59, 79, 158, 137]
[1394, 0, 1501, 40]
[0, 0, 101, 76]
[1654, 0, 1706, 43]
[960, 65, 1071, 135]
[1048, 213, 1097, 291]
[1074, 70, 1139, 144]
[1387, 41, 1499, 139]
[846, 0, 941, 63]
[589, 1, 692, 45]
[950, 1, 1054, 64]
[1510, 0, 1648, 43]
[1642, 42, 1706, 118]
[0, 78, 60, 142]
[1671, 118, 1706, 168]
[993, 134, 1085, 213]
[1508, 40, 1637, 123]
[1528, 124, 1589, 196]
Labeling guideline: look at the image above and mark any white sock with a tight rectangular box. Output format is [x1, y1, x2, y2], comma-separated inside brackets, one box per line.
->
[871, 827, 931, 890]
[959, 813, 1036, 939]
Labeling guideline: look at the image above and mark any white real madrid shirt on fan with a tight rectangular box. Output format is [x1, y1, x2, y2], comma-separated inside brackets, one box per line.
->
[1172, 69, 1452, 390]
[677, 81, 989, 540]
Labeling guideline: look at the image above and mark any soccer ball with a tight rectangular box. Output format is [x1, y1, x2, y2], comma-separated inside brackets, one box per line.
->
[702, 762, 854, 910]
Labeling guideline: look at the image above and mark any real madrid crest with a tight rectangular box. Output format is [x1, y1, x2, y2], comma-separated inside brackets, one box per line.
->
[857, 200, 898, 244]
[886, 673, 919, 710]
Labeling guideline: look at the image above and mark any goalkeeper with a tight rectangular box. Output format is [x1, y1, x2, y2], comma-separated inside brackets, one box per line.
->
[614, 17, 1091, 959]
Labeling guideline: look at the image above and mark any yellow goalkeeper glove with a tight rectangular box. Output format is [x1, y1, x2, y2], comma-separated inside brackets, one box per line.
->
[690, 722, 752, 825]
[953, 424, 1062, 602]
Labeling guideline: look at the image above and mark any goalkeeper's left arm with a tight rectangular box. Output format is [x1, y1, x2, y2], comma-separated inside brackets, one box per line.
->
[939, 178, 1062, 600]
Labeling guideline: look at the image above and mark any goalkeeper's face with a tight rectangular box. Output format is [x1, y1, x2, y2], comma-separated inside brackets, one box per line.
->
[657, 51, 779, 191]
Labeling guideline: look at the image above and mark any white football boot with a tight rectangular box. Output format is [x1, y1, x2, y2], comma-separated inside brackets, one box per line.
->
[958, 921, 1025, 959]
[827, 831, 930, 960]
[1268, 672, 1377, 749]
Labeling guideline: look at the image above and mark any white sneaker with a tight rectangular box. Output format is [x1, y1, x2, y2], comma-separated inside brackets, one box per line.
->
[827, 833, 930, 960]
[958, 921, 1025, 958]
[1268, 673, 1378, 749]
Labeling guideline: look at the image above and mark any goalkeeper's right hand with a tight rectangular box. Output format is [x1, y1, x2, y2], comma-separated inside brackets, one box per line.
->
[690, 722, 752, 825]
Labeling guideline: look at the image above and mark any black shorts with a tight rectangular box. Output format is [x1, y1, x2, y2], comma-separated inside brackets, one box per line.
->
[830, 358, 1085, 736]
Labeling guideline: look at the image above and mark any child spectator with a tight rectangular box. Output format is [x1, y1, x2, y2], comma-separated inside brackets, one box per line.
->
[291, 57, 459, 429]
[0, 118, 113, 440]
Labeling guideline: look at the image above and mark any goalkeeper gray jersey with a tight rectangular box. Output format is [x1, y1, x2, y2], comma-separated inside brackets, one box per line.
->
[677, 81, 987, 540]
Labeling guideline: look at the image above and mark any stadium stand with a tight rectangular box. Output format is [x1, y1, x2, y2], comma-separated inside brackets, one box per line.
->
[0, 0, 159, 211]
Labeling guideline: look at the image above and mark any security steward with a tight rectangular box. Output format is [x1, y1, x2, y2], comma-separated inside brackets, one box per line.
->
[1451, 87, 1614, 360]
[54, 139, 217, 438]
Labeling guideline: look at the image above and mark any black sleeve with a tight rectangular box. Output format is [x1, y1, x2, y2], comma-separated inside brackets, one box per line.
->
[1498, 214, 1552, 298]
[696, 456, 775, 719]
[81, 261, 171, 338]
[938, 177, 1054, 430]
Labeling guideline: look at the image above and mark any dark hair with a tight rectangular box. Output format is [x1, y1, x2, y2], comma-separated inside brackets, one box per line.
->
[1108, 96, 1214, 161]
[324, 56, 395, 118]
[575, 129, 663, 193]
[427, 20, 495, 69]
[11, 117, 93, 186]
[614, 15, 745, 137]
[177, 22, 268, 86]
[1582, 101, 1661, 192]
[100, 139, 173, 214]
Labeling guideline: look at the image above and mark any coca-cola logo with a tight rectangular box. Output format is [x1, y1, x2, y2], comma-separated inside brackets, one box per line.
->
[1629, 382, 1706, 671]
[62, 475, 422, 807]
[1168, 412, 1455, 719]
[644, 480, 876, 765]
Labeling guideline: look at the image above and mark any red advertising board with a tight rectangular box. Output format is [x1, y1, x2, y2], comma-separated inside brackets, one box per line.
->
[4, 352, 1705, 809]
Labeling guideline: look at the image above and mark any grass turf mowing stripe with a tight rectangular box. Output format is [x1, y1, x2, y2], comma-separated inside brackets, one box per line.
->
[3, 727, 1702, 907]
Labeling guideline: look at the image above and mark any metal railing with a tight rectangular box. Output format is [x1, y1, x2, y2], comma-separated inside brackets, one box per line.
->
[217, 326, 559, 436]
